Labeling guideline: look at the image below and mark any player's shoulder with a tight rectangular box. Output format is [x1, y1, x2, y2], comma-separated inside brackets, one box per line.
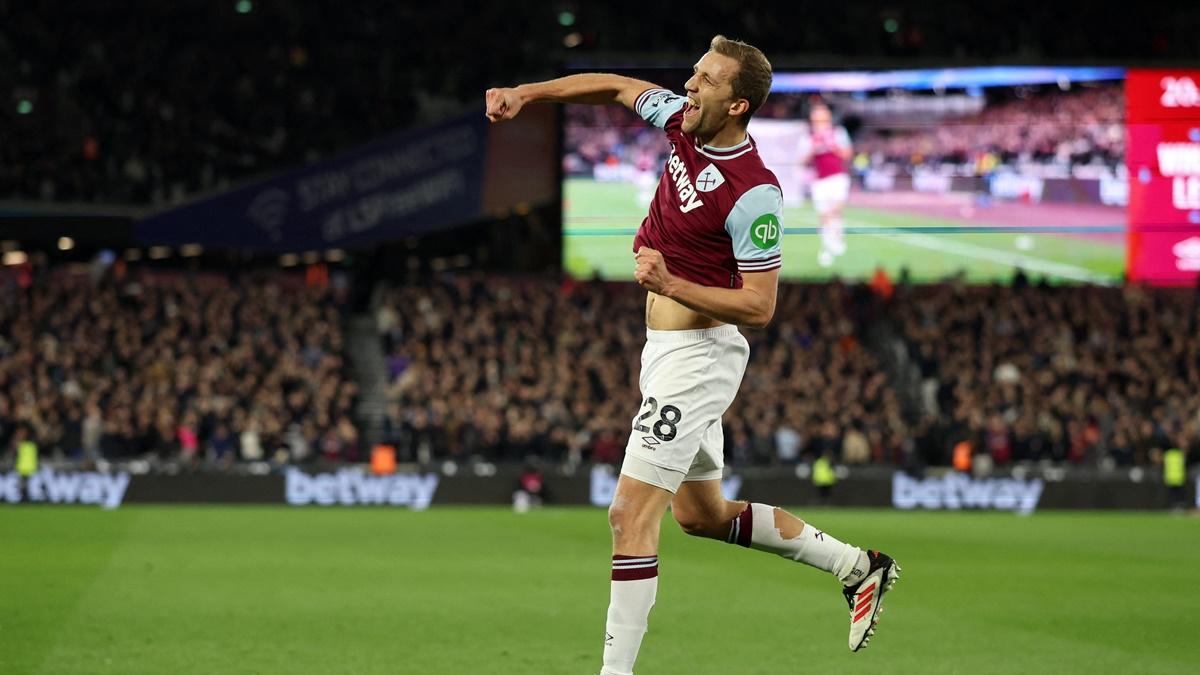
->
[725, 143, 781, 193]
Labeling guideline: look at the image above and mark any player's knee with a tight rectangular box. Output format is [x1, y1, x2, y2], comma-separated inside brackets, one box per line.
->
[608, 501, 662, 551]
[608, 499, 644, 536]
[607, 502, 624, 534]
[671, 507, 720, 538]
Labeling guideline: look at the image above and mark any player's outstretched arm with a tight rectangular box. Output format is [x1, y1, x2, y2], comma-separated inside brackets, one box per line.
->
[485, 73, 660, 122]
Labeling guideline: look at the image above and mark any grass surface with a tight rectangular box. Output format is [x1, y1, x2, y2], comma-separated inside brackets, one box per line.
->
[564, 178, 1125, 284]
[2, 506, 1197, 674]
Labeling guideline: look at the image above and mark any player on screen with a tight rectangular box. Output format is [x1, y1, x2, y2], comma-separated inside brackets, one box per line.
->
[799, 102, 853, 267]
[485, 36, 899, 674]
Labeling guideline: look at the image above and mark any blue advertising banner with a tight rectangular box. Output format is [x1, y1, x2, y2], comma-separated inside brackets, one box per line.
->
[137, 113, 490, 250]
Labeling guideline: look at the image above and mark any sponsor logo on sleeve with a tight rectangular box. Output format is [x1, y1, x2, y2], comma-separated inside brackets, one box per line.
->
[643, 90, 676, 111]
[750, 213, 781, 249]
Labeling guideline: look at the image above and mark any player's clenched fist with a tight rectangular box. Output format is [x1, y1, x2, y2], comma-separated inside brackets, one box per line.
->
[485, 87, 524, 122]
[634, 246, 675, 295]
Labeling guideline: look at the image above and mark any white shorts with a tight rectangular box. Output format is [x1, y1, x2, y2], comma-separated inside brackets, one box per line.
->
[620, 325, 750, 493]
[811, 173, 850, 214]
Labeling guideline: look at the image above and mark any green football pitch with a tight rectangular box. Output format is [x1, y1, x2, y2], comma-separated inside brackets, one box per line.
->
[564, 179, 1125, 284]
[2, 506, 1197, 674]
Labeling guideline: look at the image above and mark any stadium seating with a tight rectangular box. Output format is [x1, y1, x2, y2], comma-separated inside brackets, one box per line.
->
[374, 275, 1200, 468]
[0, 268, 358, 465]
[5, 265, 1196, 469]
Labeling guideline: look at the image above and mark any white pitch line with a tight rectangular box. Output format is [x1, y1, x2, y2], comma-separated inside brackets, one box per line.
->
[846, 218, 1117, 285]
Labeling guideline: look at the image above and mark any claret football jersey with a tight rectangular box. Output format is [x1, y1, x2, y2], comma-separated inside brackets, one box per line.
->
[632, 88, 784, 289]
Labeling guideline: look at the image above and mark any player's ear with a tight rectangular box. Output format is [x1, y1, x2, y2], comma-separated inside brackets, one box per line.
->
[728, 98, 750, 122]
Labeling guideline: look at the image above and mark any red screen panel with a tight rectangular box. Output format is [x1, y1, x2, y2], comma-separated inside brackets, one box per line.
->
[1126, 70, 1200, 285]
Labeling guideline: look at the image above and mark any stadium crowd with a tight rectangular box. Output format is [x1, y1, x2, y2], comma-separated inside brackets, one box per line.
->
[892, 280, 1200, 468]
[854, 84, 1124, 171]
[563, 105, 669, 178]
[377, 276, 905, 468]
[376, 275, 1199, 470]
[564, 84, 1123, 183]
[0, 268, 358, 466]
[3, 264, 1197, 471]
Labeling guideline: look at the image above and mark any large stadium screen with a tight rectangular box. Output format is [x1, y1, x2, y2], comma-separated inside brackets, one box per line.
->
[562, 66, 1200, 285]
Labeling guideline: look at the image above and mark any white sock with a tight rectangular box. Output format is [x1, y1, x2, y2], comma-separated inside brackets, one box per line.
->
[748, 503, 868, 585]
[601, 555, 658, 675]
[820, 221, 836, 249]
[829, 218, 846, 252]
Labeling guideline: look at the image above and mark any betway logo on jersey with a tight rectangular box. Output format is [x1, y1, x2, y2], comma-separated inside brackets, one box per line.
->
[285, 468, 438, 509]
[666, 151, 705, 213]
[1, 470, 131, 509]
[892, 471, 1043, 515]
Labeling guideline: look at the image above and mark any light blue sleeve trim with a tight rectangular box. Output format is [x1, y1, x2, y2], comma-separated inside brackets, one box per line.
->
[725, 184, 784, 270]
[635, 88, 687, 129]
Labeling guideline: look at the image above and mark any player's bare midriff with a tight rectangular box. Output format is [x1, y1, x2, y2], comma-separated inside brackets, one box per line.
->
[645, 292, 723, 331]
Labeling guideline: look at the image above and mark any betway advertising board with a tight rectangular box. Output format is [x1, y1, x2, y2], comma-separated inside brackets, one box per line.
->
[283, 468, 438, 509]
[0, 468, 1187, 511]
[1, 470, 130, 509]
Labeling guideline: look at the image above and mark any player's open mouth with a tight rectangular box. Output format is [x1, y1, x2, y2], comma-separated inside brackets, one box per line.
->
[684, 100, 699, 119]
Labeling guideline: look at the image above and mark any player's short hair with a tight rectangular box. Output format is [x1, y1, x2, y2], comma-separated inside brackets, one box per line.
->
[708, 35, 773, 123]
